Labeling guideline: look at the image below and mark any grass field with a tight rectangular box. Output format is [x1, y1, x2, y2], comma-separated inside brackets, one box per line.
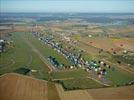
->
[0, 32, 50, 79]
[25, 33, 71, 66]
[113, 54, 134, 65]
[72, 36, 134, 86]
[51, 69, 88, 79]
[51, 69, 106, 90]
[1, 32, 134, 91]
[0, 32, 104, 90]
[106, 67, 134, 86]
[0, 32, 71, 78]
[58, 78, 105, 90]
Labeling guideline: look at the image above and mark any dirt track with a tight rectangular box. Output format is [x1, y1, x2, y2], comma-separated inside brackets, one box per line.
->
[0, 73, 48, 100]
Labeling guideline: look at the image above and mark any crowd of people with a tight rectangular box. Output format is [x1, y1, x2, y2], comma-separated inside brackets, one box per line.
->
[32, 32, 114, 78]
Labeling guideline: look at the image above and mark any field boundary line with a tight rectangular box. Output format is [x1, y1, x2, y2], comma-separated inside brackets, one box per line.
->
[0, 73, 48, 83]
[86, 76, 111, 87]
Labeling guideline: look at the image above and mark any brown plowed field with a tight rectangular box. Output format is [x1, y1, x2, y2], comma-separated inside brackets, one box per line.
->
[88, 85, 134, 100]
[0, 73, 48, 100]
[55, 84, 93, 100]
[1, 73, 134, 100]
[56, 84, 134, 100]
[80, 37, 134, 53]
[112, 38, 134, 52]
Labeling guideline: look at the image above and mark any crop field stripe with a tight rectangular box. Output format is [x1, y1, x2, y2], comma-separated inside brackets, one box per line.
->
[87, 85, 134, 100]
[0, 73, 48, 100]
[103, 58, 134, 74]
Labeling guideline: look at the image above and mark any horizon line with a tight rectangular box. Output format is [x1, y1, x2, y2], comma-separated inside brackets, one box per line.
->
[1, 12, 134, 14]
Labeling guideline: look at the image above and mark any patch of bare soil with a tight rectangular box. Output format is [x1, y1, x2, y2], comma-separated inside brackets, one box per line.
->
[0, 73, 48, 100]
[87, 85, 134, 100]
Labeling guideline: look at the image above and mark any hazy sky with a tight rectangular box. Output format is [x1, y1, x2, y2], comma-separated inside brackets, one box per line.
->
[0, 0, 134, 13]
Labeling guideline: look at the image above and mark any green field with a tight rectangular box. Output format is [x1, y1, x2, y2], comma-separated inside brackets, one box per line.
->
[25, 33, 72, 66]
[59, 78, 105, 90]
[1, 32, 134, 90]
[106, 67, 134, 86]
[0, 32, 50, 79]
[51, 69, 88, 79]
[113, 54, 134, 65]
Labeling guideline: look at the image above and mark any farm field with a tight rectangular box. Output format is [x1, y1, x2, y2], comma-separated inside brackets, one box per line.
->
[69, 35, 134, 86]
[103, 25, 134, 36]
[0, 32, 50, 79]
[0, 32, 106, 90]
[59, 78, 105, 90]
[0, 12, 134, 100]
[1, 32, 134, 89]
[0, 73, 48, 100]
[56, 84, 93, 100]
[0, 73, 134, 100]
[51, 69, 88, 79]
[79, 37, 134, 53]
[105, 67, 134, 86]
[0, 73, 60, 100]
[87, 85, 134, 100]
[0, 32, 71, 75]
[56, 83, 134, 100]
